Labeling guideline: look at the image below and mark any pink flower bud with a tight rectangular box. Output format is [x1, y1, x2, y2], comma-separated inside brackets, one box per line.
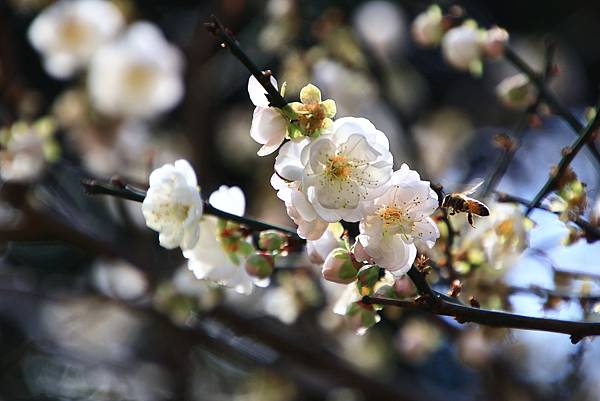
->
[322, 248, 358, 284]
[244, 253, 274, 279]
[482, 26, 509, 59]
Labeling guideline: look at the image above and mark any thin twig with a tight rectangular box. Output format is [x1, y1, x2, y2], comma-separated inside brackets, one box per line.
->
[204, 15, 287, 109]
[362, 294, 600, 343]
[496, 192, 600, 241]
[503, 46, 600, 166]
[81, 178, 303, 240]
[525, 99, 600, 215]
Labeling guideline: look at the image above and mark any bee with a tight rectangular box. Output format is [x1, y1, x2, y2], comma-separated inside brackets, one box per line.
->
[442, 179, 490, 227]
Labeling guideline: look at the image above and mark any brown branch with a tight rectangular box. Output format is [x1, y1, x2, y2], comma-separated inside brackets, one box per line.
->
[362, 294, 600, 344]
[81, 178, 303, 241]
[525, 100, 600, 215]
[431, 184, 458, 280]
[503, 47, 600, 166]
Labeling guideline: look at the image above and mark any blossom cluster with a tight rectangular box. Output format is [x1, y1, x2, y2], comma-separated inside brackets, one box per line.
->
[247, 73, 441, 330]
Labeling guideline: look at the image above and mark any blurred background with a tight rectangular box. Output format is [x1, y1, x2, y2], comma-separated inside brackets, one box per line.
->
[2, 0, 600, 400]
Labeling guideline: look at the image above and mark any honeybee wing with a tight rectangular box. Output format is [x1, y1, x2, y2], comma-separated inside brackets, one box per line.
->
[457, 178, 485, 196]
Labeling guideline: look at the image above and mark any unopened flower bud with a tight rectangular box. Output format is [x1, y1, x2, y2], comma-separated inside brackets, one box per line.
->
[441, 22, 483, 72]
[496, 73, 536, 110]
[322, 248, 359, 284]
[352, 239, 372, 263]
[244, 253, 274, 279]
[482, 26, 509, 59]
[411, 5, 444, 47]
[258, 230, 287, 251]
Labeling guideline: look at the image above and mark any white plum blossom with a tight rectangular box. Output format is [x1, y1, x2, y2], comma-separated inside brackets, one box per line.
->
[183, 186, 262, 295]
[357, 164, 439, 275]
[248, 75, 287, 156]
[275, 117, 393, 225]
[88, 22, 184, 118]
[28, 0, 123, 79]
[441, 22, 483, 72]
[142, 160, 203, 250]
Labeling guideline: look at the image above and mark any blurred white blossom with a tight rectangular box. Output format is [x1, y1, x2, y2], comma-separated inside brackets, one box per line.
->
[0, 118, 59, 183]
[496, 73, 537, 110]
[353, 1, 406, 56]
[92, 259, 148, 300]
[88, 22, 184, 118]
[28, 0, 123, 78]
[357, 164, 439, 275]
[411, 5, 444, 47]
[142, 159, 203, 250]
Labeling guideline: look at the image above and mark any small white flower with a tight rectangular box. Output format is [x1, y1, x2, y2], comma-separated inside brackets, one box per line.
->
[411, 5, 444, 47]
[184, 217, 256, 295]
[248, 75, 287, 156]
[441, 23, 483, 72]
[142, 160, 203, 250]
[357, 164, 439, 275]
[88, 22, 184, 118]
[28, 0, 123, 79]
[275, 117, 393, 223]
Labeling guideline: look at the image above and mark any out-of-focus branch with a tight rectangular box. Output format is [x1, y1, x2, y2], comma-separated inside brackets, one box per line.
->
[204, 15, 287, 109]
[503, 47, 600, 166]
[81, 178, 303, 240]
[363, 293, 600, 344]
[482, 43, 557, 197]
[496, 192, 600, 241]
[525, 100, 600, 215]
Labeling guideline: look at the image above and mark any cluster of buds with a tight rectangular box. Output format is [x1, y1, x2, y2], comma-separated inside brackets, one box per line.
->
[411, 6, 509, 75]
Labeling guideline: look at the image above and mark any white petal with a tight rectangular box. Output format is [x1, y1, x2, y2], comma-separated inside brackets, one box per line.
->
[209, 185, 246, 217]
[248, 74, 278, 107]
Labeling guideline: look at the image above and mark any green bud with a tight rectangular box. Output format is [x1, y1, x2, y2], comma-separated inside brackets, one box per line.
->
[245, 253, 274, 279]
[258, 230, 287, 251]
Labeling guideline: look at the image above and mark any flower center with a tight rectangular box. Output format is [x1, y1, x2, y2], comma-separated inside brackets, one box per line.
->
[377, 206, 413, 236]
[58, 17, 91, 49]
[326, 154, 353, 180]
[124, 64, 157, 96]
